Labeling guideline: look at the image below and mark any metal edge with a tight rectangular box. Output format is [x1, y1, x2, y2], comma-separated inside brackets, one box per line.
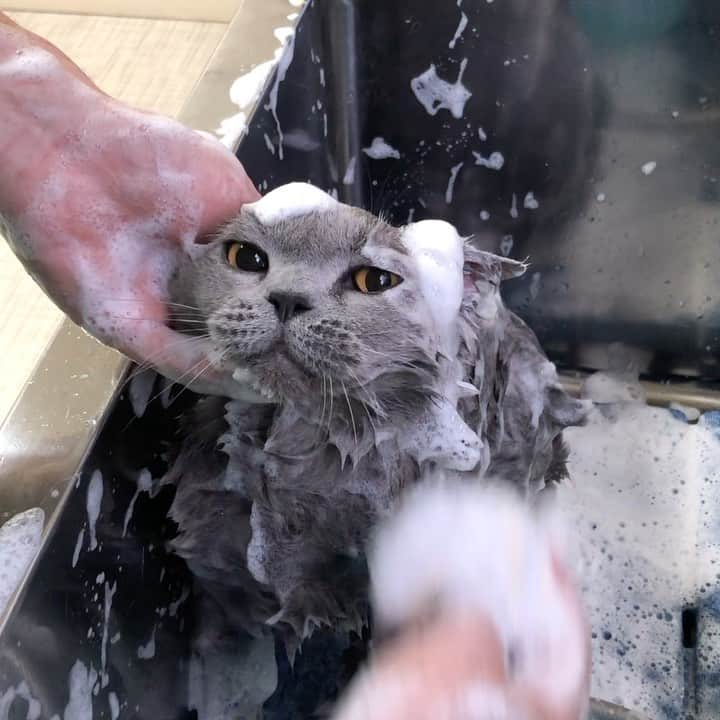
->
[559, 371, 720, 411]
[0, 0, 304, 627]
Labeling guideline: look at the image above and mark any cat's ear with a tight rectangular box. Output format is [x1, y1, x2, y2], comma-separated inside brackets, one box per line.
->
[462, 245, 528, 290]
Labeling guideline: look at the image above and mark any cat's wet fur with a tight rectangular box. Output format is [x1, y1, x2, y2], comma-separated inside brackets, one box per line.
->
[164, 198, 588, 719]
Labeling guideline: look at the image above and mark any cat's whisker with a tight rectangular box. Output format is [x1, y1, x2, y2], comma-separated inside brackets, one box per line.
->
[163, 348, 230, 410]
[118, 334, 213, 396]
[327, 375, 335, 437]
[318, 372, 330, 441]
[341, 380, 358, 447]
[345, 368, 382, 430]
[94, 297, 203, 313]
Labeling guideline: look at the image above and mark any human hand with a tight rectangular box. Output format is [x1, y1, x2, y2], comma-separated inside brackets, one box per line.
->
[0, 14, 260, 397]
[333, 485, 590, 720]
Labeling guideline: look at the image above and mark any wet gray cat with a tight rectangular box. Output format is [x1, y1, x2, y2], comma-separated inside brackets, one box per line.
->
[162, 184, 587, 717]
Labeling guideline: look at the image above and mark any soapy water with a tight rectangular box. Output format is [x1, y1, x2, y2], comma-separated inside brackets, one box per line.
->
[0, 682, 42, 720]
[410, 59, 472, 119]
[86, 471, 103, 552]
[362, 137, 401, 160]
[100, 581, 117, 688]
[472, 150, 505, 170]
[445, 162, 464, 204]
[128, 369, 156, 419]
[137, 626, 157, 660]
[557, 372, 720, 719]
[448, 10, 468, 49]
[122, 468, 153, 538]
[64, 661, 97, 720]
[0, 509, 44, 619]
[342, 156, 357, 185]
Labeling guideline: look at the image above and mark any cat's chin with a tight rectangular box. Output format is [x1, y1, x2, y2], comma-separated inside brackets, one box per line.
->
[245, 349, 316, 405]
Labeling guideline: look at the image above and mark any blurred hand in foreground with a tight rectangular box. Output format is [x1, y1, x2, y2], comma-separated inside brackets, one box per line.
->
[333, 484, 590, 720]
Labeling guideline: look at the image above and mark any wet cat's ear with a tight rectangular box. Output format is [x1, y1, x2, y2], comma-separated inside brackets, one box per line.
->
[463, 245, 528, 288]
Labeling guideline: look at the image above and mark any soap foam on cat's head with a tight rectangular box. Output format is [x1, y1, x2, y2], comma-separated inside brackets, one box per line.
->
[243, 182, 338, 225]
[399, 220, 465, 354]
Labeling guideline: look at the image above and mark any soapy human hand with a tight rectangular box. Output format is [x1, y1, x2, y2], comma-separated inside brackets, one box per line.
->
[333, 485, 590, 720]
[0, 13, 260, 397]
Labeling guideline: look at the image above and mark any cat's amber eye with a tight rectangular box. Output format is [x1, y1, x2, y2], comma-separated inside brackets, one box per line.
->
[226, 241, 269, 272]
[352, 266, 403, 294]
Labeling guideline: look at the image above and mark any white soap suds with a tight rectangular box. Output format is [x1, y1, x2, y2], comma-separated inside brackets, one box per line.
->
[100, 581, 117, 688]
[0, 508, 44, 618]
[342, 156, 357, 185]
[265, 28, 296, 160]
[477, 127, 487, 141]
[596, 192, 606, 203]
[169, 586, 191, 617]
[400, 220, 464, 355]
[499, 235, 514, 256]
[472, 150, 504, 170]
[523, 192, 539, 210]
[362, 137, 401, 160]
[63, 661, 97, 720]
[410, 58, 472, 119]
[216, 113, 248, 149]
[228, 60, 275, 109]
[108, 693, 119, 720]
[448, 11, 468, 49]
[529, 272, 541, 300]
[263, 133, 276, 155]
[479, 210, 490, 221]
[509, 193, 519, 219]
[128, 369, 155, 419]
[445, 162, 464, 204]
[669, 402, 700, 422]
[581, 371, 646, 405]
[122, 469, 153, 538]
[244, 182, 338, 225]
[72, 529, 85, 569]
[641, 161, 657, 176]
[0, 682, 42, 720]
[86, 471, 103, 552]
[400, 399, 483, 473]
[137, 627, 156, 660]
[273, 26, 294, 44]
[557, 401, 720, 718]
[216, 59, 276, 148]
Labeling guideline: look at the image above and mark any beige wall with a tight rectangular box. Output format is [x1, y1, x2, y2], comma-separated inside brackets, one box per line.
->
[4, 0, 238, 22]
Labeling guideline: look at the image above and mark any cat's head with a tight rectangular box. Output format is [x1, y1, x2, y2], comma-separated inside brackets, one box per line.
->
[171, 183, 523, 420]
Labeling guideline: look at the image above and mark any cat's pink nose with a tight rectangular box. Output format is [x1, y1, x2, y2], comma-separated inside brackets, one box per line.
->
[268, 291, 313, 322]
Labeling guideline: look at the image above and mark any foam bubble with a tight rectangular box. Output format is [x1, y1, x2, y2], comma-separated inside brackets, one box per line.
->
[63, 661, 97, 720]
[557, 402, 720, 717]
[0, 509, 44, 617]
[362, 137, 401, 160]
[86, 470, 103, 552]
[244, 182, 337, 225]
[399, 220, 464, 355]
[410, 59, 472, 119]
[472, 150, 505, 170]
